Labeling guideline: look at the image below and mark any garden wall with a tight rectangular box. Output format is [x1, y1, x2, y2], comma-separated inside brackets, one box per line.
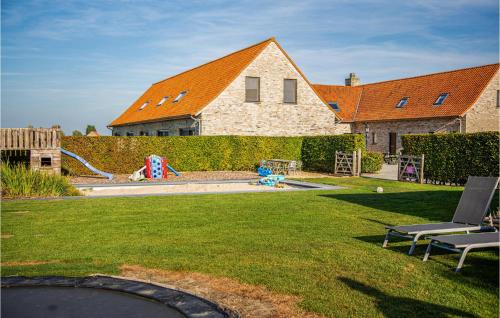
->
[402, 132, 499, 185]
[62, 135, 365, 174]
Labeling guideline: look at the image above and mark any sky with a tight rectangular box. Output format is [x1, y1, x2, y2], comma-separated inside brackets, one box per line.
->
[2, 0, 499, 135]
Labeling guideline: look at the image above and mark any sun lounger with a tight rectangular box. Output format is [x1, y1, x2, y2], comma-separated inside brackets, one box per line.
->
[382, 176, 499, 255]
[423, 232, 500, 272]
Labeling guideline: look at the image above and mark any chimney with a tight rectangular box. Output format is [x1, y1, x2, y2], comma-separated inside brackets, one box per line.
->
[345, 73, 360, 86]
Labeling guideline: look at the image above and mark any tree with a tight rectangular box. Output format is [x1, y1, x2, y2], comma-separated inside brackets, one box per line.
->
[86, 125, 97, 135]
[72, 130, 83, 136]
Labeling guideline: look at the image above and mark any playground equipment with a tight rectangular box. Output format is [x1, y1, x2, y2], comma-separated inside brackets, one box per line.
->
[259, 174, 285, 187]
[129, 155, 181, 181]
[61, 148, 113, 180]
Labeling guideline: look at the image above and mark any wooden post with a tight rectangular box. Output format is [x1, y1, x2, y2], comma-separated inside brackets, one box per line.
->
[419, 154, 425, 184]
[334, 150, 338, 174]
[357, 148, 362, 176]
[397, 155, 401, 181]
[352, 151, 356, 176]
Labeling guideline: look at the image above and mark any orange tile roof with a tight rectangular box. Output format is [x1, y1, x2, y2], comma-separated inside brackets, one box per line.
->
[110, 38, 274, 127]
[312, 84, 363, 121]
[314, 63, 499, 122]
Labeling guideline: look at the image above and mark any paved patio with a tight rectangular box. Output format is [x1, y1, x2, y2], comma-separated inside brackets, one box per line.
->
[362, 164, 398, 180]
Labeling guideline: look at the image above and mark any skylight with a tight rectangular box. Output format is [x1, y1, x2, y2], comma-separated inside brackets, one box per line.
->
[396, 97, 409, 108]
[139, 100, 150, 110]
[328, 102, 340, 112]
[157, 96, 169, 106]
[434, 93, 449, 106]
[173, 91, 187, 103]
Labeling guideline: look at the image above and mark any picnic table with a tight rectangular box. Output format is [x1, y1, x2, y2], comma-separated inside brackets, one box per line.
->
[261, 159, 300, 175]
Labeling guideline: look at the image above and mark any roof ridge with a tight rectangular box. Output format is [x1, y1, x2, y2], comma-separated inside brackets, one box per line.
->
[313, 63, 499, 88]
[360, 63, 499, 87]
[152, 37, 275, 86]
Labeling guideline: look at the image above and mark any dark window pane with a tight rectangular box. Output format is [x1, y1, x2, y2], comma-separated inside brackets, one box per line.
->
[284, 79, 297, 103]
[245, 77, 260, 102]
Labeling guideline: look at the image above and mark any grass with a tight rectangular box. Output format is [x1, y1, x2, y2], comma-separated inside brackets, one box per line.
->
[1, 163, 80, 198]
[1, 177, 498, 317]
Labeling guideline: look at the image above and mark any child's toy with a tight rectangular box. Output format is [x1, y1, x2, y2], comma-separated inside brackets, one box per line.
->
[257, 160, 273, 176]
[145, 155, 168, 179]
[259, 174, 285, 187]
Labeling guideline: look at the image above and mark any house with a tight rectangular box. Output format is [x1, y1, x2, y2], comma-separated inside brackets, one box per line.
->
[109, 38, 349, 136]
[313, 64, 499, 153]
[86, 130, 100, 137]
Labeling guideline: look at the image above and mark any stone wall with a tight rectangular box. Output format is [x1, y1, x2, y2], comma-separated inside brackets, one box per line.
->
[112, 118, 196, 136]
[353, 118, 460, 153]
[464, 72, 500, 132]
[30, 149, 61, 175]
[200, 42, 344, 136]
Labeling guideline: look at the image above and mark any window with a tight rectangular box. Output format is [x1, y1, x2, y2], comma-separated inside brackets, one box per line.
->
[139, 131, 149, 136]
[372, 132, 377, 145]
[179, 128, 195, 136]
[126, 132, 134, 136]
[497, 90, 500, 108]
[283, 79, 297, 103]
[157, 96, 169, 106]
[328, 102, 340, 112]
[173, 91, 187, 103]
[434, 93, 449, 106]
[41, 157, 52, 167]
[245, 76, 260, 102]
[157, 130, 169, 136]
[396, 97, 409, 108]
[113, 132, 121, 136]
[139, 100, 150, 110]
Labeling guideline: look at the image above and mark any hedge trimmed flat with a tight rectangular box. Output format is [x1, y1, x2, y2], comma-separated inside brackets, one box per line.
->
[423, 232, 500, 272]
[383, 176, 499, 255]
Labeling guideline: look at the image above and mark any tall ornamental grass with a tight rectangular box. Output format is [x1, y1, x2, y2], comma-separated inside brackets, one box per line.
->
[1, 163, 80, 198]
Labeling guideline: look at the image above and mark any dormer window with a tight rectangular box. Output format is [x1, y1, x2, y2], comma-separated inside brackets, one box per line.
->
[139, 100, 150, 110]
[157, 96, 169, 106]
[396, 97, 409, 108]
[173, 91, 187, 103]
[434, 93, 449, 106]
[328, 102, 340, 112]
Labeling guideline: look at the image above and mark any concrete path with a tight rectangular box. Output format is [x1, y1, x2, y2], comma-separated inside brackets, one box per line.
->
[362, 164, 398, 180]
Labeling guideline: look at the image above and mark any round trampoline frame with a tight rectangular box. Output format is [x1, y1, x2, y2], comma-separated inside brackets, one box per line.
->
[1, 275, 231, 318]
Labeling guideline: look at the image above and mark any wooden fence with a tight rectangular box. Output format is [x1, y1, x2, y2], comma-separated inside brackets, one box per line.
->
[0, 128, 61, 150]
[398, 154, 425, 184]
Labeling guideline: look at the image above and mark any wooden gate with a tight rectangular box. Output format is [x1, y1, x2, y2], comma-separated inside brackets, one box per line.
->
[398, 154, 424, 184]
[334, 149, 361, 176]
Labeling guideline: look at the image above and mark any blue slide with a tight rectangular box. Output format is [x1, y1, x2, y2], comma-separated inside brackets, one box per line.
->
[167, 164, 181, 176]
[61, 148, 113, 180]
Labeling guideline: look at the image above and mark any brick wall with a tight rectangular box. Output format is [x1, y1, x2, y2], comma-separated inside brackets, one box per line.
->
[464, 72, 500, 132]
[353, 118, 460, 153]
[112, 118, 196, 136]
[200, 42, 345, 136]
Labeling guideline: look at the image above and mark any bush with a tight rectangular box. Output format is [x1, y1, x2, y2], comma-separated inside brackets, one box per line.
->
[301, 134, 365, 172]
[361, 152, 384, 173]
[402, 132, 500, 185]
[1, 163, 80, 198]
[61, 134, 365, 174]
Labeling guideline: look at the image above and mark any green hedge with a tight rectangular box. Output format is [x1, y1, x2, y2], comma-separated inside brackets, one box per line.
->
[402, 132, 500, 185]
[301, 134, 365, 172]
[62, 135, 364, 175]
[361, 152, 384, 173]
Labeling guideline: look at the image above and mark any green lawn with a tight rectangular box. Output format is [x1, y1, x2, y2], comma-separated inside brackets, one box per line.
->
[2, 177, 498, 317]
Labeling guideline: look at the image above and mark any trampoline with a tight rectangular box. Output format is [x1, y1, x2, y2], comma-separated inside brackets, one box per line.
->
[1, 276, 230, 318]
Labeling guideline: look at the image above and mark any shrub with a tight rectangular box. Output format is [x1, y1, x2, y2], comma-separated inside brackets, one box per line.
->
[1, 163, 80, 198]
[61, 134, 365, 174]
[402, 132, 500, 185]
[301, 134, 365, 172]
[361, 152, 384, 173]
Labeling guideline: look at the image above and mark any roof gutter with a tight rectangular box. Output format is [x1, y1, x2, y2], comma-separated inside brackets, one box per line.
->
[107, 114, 193, 128]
